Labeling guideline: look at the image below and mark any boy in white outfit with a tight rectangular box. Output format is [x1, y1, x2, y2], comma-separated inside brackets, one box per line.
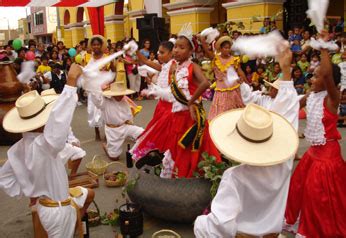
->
[194, 44, 300, 237]
[0, 64, 94, 238]
[91, 81, 144, 160]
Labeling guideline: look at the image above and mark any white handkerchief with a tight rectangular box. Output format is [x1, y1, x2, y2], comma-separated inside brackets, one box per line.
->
[310, 38, 339, 51]
[17, 61, 36, 84]
[138, 65, 159, 77]
[231, 31, 285, 58]
[81, 71, 115, 93]
[306, 0, 329, 33]
[201, 27, 220, 44]
[225, 66, 239, 87]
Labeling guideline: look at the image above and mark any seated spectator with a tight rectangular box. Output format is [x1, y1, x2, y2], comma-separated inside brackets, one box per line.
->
[43, 63, 66, 93]
[309, 53, 320, 73]
[289, 27, 302, 43]
[36, 55, 51, 74]
[244, 64, 254, 84]
[291, 39, 302, 53]
[292, 66, 305, 94]
[252, 65, 266, 91]
[297, 53, 310, 74]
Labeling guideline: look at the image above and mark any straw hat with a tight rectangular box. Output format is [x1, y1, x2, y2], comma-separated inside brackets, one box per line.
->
[264, 79, 280, 90]
[41, 88, 57, 96]
[102, 81, 135, 97]
[209, 103, 298, 166]
[215, 36, 232, 50]
[89, 35, 107, 51]
[3, 90, 59, 133]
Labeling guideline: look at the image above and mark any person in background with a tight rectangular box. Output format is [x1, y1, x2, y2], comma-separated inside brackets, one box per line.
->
[57, 41, 65, 61]
[301, 30, 311, 54]
[244, 64, 254, 84]
[17, 47, 27, 61]
[13, 58, 23, 74]
[36, 56, 51, 75]
[35, 43, 45, 57]
[140, 39, 151, 59]
[29, 43, 36, 54]
[43, 63, 66, 94]
[292, 66, 305, 94]
[297, 53, 310, 74]
[308, 53, 320, 73]
[259, 17, 271, 34]
[267, 62, 282, 82]
[49, 50, 60, 64]
[289, 27, 302, 43]
[252, 65, 266, 91]
[124, 50, 141, 99]
[291, 39, 302, 54]
[5, 44, 17, 61]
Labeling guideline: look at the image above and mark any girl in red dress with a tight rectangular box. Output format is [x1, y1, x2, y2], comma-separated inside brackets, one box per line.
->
[135, 41, 175, 133]
[132, 24, 221, 178]
[284, 31, 346, 237]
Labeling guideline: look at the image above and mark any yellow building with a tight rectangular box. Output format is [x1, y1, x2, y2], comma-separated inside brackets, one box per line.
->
[57, 0, 346, 48]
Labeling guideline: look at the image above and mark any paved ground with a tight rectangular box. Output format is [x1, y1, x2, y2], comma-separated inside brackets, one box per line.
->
[0, 99, 345, 238]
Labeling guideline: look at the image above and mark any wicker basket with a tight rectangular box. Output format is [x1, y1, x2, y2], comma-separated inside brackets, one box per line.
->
[103, 162, 128, 187]
[152, 229, 181, 238]
[85, 155, 109, 175]
[87, 200, 101, 227]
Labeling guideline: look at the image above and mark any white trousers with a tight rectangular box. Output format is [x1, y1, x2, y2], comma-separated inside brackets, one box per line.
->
[105, 124, 144, 158]
[87, 94, 103, 128]
[36, 187, 88, 238]
[128, 73, 141, 93]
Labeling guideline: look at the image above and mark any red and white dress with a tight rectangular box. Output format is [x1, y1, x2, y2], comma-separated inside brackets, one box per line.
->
[132, 60, 221, 178]
[284, 91, 346, 237]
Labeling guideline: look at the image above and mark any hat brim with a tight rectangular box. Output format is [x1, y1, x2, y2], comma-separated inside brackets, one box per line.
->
[209, 108, 298, 166]
[88, 35, 107, 51]
[263, 80, 279, 90]
[102, 89, 135, 97]
[2, 95, 59, 133]
[215, 36, 232, 50]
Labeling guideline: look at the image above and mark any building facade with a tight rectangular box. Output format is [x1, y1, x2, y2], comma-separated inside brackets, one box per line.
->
[57, 0, 346, 48]
[29, 7, 58, 44]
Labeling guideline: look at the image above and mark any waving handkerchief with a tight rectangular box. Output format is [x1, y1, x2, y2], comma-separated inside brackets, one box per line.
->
[306, 0, 329, 33]
[138, 65, 159, 77]
[81, 40, 138, 92]
[225, 66, 239, 87]
[310, 37, 339, 51]
[17, 61, 36, 84]
[201, 27, 220, 44]
[232, 31, 286, 58]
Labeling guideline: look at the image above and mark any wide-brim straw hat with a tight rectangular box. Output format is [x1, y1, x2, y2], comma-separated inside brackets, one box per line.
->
[264, 79, 280, 90]
[103, 81, 135, 97]
[88, 35, 107, 51]
[209, 103, 298, 166]
[215, 36, 232, 50]
[3, 90, 59, 133]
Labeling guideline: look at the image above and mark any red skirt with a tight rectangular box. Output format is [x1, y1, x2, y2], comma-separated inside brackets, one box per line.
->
[132, 109, 221, 178]
[144, 100, 172, 134]
[285, 141, 346, 237]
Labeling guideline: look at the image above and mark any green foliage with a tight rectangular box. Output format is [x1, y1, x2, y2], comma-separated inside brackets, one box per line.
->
[195, 152, 230, 198]
[101, 209, 119, 227]
[121, 173, 140, 198]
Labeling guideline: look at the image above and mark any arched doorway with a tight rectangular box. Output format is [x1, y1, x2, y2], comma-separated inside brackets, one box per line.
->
[76, 7, 85, 23]
[64, 10, 70, 25]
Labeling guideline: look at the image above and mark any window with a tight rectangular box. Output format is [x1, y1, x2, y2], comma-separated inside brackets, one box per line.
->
[28, 22, 31, 33]
[35, 12, 44, 25]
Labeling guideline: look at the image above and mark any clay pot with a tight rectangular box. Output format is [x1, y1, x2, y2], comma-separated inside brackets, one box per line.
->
[127, 171, 212, 223]
[0, 61, 23, 145]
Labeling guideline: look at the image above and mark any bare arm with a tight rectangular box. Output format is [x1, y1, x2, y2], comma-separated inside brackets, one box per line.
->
[200, 36, 215, 60]
[136, 51, 162, 71]
[300, 94, 308, 109]
[237, 66, 247, 83]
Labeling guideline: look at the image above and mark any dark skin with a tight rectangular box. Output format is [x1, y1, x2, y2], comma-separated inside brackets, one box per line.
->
[200, 35, 247, 83]
[136, 45, 173, 84]
[173, 37, 210, 121]
[299, 30, 340, 114]
[91, 39, 115, 72]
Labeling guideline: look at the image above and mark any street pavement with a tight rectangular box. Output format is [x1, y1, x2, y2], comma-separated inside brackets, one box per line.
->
[0, 99, 345, 238]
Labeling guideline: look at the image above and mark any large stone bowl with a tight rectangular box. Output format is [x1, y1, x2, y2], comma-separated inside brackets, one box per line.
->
[127, 171, 212, 223]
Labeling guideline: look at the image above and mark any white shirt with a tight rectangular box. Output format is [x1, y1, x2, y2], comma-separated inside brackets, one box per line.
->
[91, 93, 133, 125]
[0, 86, 78, 201]
[194, 81, 299, 237]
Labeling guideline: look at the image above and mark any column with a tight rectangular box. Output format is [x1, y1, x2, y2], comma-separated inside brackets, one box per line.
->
[164, 1, 215, 34]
